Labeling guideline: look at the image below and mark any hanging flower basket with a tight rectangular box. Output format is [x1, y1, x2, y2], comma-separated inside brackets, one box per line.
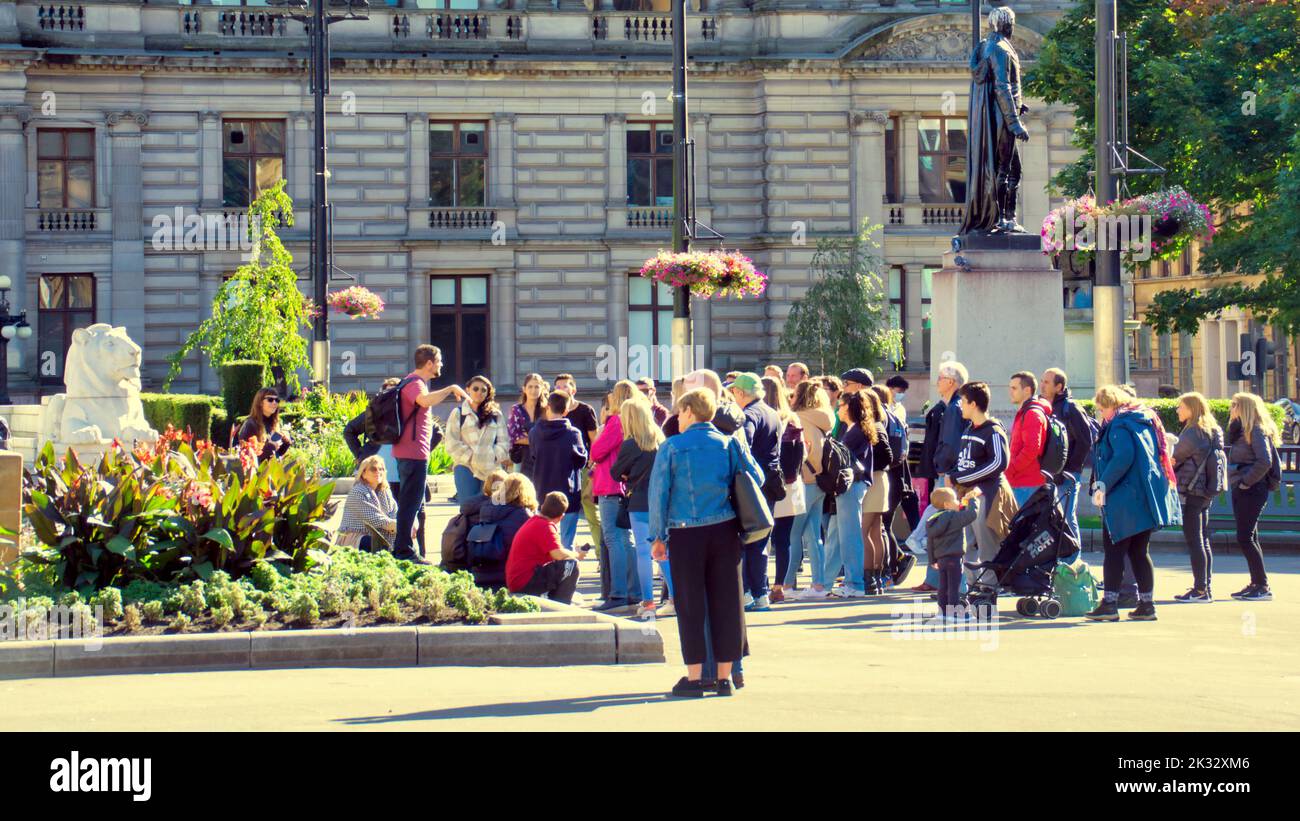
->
[326, 286, 385, 320]
[638, 249, 768, 300]
[1040, 186, 1215, 269]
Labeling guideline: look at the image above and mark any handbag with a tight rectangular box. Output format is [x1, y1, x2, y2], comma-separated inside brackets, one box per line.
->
[615, 494, 632, 529]
[509, 442, 528, 465]
[731, 464, 775, 545]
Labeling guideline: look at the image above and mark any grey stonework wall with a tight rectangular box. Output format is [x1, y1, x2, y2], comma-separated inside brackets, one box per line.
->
[4, 1, 1082, 399]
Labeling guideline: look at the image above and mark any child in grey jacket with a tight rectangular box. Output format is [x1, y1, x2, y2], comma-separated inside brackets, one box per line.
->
[926, 486, 983, 617]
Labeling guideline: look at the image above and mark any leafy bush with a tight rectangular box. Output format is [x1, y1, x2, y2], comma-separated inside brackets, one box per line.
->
[219, 360, 267, 424]
[1076, 397, 1286, 433]
[20, 436, 336, 591]
[428, 443, 454, 476]
[141, 600, 164, 623]
[141, 394, 220, 441]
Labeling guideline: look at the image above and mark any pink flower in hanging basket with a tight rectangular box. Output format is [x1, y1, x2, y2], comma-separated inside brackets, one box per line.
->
[326, 286, 385, 319]
[638, 249, 768, 299]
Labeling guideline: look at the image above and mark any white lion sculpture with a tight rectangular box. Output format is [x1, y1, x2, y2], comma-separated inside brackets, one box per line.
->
[40, 324, 159, 446]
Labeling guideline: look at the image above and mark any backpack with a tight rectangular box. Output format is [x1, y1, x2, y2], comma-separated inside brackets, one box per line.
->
[1038, 407, 1070, 479]
[1187, 438, 1227, 499]
[779, 424, 807, 486]
[440, 511, 471, 571]
[364, 376, 420, 445]
[1052, 559, 1100, 617]
[466, 521, 508, 569]
[812, 437, 855, 498]
[1266, 438, 1283, 492]
[883, 410, 908, 471]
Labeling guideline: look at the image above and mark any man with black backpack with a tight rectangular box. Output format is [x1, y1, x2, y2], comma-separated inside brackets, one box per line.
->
[1041, 367, 1095, 550]
[388, 344, 466, 563]
[1006, 371, 1056, 507]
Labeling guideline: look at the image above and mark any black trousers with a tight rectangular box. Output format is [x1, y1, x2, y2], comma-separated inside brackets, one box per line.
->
[668, 520, 746, 666]
[519, 559, 580, 605]
[1180, 495, 1214, 590]
[392, 460, 428, 559]
[1103, 529, 1155, 596]
[389, 480, 426, 556]
[1231, 483, 1271, 586]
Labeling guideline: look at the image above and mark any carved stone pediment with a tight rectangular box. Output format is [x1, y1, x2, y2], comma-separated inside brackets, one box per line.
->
[849, 14, 1042, 63]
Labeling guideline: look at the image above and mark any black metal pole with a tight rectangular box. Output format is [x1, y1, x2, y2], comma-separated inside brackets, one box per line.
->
[972, 0, 980, 50]
[311, 0, 331, 389]
[670, 0, 692, 372]
[1094, 0, 1124, 388]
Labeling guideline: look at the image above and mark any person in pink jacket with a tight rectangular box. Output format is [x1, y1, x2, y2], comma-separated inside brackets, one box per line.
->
[590, 380, 638, 611]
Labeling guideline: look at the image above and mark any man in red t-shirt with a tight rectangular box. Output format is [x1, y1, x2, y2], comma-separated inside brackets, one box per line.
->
[506, 492, 582, 604]
[391, 344, 465, 562]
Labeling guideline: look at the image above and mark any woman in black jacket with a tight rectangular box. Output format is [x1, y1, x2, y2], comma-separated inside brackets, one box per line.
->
[859, 389, 894, 594]
[1171, 392, 1224, 602]
[1225, 392, 1279, 602]
[236, 388, 293, 460]
[611, 398, 664, 619]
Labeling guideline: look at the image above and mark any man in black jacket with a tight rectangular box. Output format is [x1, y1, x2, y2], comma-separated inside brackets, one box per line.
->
[728, 372, 783, 611]
[1040, 367, 1093, 552]
[529, 392, 589, 551]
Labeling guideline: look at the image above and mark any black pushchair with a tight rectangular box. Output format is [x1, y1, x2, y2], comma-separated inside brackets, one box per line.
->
[964, 480, 1079, 619]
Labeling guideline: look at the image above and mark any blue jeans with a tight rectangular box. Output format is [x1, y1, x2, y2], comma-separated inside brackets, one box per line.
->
[453, 465, 482, 501]
[628, 511, 655, 603]
[558, 512, 580, 551]
[742, 534, 770, 599]
[598, 495, 637, 603]
[392, 457, 428, 558]
[1012, 485, 1037, 507]
[822, 480, 867, 591]
[786, 483, 826, 587]
[1058, 471, 1081, 548]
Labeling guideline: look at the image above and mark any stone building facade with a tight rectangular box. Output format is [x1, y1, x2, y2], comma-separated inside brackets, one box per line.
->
[0, 0, 1082, 400]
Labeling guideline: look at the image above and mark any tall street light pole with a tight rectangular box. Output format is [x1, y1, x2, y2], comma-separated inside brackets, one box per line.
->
[1093, 0, 1125, 388]
[670, 0, 692, 374]
[272, 0, 369, 391]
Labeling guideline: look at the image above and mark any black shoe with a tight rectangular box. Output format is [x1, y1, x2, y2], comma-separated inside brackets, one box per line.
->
[1231, 584, 1260, 600]
[670, 677, 706, 698]
[1174, 588, 1212, 603]
[1239, 585, 1273, 602]
[715, 679, 733, 697]
[594, 599, 629, 612]
[1085, 601, 1120, 622]
[732, 672, 745, 689]
[1129, 601, 1158, 621]
[394, 552, 431, 565]
[893, 552, 917, 586]
[1117, 593, 1139, 609]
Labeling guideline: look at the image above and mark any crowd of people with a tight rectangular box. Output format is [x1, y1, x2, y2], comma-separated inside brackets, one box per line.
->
[325, 343, 1283, 697]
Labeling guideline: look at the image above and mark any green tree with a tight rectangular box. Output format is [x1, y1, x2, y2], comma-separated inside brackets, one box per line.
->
[1026, 0, 1300, 333]
[165, 181, 313, 392]
[779, 224, 904, 377]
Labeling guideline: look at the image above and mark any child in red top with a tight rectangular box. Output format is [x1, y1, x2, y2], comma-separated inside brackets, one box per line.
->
[505, 492, 583, 604]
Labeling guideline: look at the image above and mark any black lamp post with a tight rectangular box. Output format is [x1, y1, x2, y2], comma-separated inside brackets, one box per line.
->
[0, 275, 33, 406]
[269, 0, 369, 391]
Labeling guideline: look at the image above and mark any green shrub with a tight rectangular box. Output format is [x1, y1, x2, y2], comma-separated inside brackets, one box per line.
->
[210, 408, 232, 448]
[1076, 397, 1286, 433]
[428, 443, 454, 476]
[91, 587, 124, 621]
[140, 393, 219, 441]
[210, 605, 234, 629]
[219, 360, 267, 425]
[122, 604, 142, 632]
[168, 612, 191, 633]
[141, 600, 165, 623]
[178, 582, 207, 617]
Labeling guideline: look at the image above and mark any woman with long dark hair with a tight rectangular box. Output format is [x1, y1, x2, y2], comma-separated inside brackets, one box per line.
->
[859, 389, 893, 594]
[825, 390, 873, 599]
[236, 387, 293, 459]
[507, 372, 548, 479]
[444, 375, 511, 502]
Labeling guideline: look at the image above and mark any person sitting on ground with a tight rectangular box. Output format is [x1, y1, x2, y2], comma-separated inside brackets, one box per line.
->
[506, 491, 582, 604]
[470, 473, 538, 589]
[440, 469, 508, 571]
[236, 387, 293, 460]
[336, 455, 401, 552]
[925, 486, 982, 621]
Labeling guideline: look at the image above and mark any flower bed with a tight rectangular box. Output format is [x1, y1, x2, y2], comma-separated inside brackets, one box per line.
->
[2, 548, 539, 640]
[639, 249, 767, 299]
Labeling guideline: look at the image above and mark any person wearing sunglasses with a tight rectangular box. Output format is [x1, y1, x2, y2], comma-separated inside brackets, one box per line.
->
[444, 375, 512, 502]
[635, 377, 670, 427]
[236, 387, 293, 460]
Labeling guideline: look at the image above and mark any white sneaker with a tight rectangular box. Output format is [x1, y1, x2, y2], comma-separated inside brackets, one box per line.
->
[742, 593, 755, 608]
[796, 587, 831, 600]
[657, 601, 676, 617]
[831, 586, 864, 599]
[569, 592, 585, 605]
[636, 603, 656, 620]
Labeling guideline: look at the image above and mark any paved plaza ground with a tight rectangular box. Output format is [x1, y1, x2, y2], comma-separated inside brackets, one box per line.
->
[3, 493, 1298, 732]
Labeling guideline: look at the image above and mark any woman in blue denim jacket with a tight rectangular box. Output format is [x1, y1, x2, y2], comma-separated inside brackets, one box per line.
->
[649, 388, 763, 698]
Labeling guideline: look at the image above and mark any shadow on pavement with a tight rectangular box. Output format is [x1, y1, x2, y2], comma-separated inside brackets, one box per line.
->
[335, 692, 674, 724]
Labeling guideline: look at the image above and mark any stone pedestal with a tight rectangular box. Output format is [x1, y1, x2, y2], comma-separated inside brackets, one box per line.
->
[929, 242, 1065, 421]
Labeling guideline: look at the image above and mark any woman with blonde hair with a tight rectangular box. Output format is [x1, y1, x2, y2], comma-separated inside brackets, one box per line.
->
[788, 380, 835, 598]
[1171, 392, 1225, 602]
[1085, 385, 1173, 622]
[471, 472, 537, 588]
[590, 379, 641, 611]
[1226, 392, 1280, 601]
[336, 455, 400, 551]
[612, 397, 667, 619]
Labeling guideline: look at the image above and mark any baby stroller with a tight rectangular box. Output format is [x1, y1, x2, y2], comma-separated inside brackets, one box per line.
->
[965, 480, 1080, 619]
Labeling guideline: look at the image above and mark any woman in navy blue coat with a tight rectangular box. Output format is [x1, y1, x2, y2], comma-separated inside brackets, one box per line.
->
[1086, 385, 1173, 623]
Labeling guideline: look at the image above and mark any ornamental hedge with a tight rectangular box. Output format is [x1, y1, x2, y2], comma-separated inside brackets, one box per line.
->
[140, 394, 219, 441]
[1075, 398, 1285, 433]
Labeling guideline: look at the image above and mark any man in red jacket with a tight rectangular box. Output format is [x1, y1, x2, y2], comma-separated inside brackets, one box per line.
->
[505, 492, 582, 604]
[1006, 371, 1052, 507]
